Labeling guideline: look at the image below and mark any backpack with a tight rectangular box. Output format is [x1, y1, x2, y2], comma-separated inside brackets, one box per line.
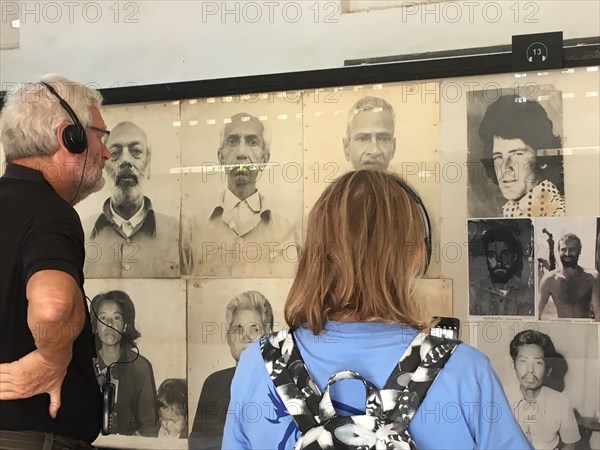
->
[260, 327, 460, 450]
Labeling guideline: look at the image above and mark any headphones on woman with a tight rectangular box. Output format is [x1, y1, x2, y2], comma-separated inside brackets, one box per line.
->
[395, 178, 433, 273]
[40, 81, 88, 154]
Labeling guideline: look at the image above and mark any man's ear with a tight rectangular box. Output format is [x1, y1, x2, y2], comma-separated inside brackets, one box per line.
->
[545, 366, 553, 378]
[391, 137, 397, 159]
[54, 124, 69, 153]
[146, 147, 152, 180]
[342, 138, 351, 162]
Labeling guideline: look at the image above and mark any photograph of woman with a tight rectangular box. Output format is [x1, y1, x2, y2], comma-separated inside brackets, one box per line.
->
[91, 290, 158, 436]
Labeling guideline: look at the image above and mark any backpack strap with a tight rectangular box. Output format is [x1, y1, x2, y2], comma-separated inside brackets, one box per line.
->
[260, 327, 322, 433]
[383, 333, 460, 424]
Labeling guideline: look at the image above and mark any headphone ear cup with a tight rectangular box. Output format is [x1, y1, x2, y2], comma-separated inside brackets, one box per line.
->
[62, 124, 87, 154]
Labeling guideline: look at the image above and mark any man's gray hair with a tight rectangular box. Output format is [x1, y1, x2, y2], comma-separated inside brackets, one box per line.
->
[0, 74, 103, 162]
[345, 96, 396, 142]
[225, 290, 274, 332]
[217, 112, 271, 153]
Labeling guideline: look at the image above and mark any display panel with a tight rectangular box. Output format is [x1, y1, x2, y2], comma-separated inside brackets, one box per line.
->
[2, 60, 597, 450]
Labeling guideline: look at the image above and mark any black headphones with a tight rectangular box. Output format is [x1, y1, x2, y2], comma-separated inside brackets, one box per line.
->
[395, 178, 433, 273]
[39, 81, 88, 154]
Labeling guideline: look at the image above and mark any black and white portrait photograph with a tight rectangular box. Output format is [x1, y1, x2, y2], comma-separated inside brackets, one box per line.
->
[302, 81, 442, 277]
[535, 217, 600, 322]
[180, 94, 303, 278]
[467, 86, 565, 218]
[86, 279, 187, 449]
[75, 102, 182, 279]
[597, 218, 600, 274]
[187, 278, 291, 449]
[477, 321, 600, 450]
[0, 144, 5, 173]
[468, 218, 535, 317]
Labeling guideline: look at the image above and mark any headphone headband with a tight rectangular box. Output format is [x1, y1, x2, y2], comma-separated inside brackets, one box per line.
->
[395, 178, 433, 273]
[39, 81, 88, 154]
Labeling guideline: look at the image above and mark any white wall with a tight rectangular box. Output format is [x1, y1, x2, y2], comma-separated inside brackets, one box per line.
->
[1, 0, 599, 88]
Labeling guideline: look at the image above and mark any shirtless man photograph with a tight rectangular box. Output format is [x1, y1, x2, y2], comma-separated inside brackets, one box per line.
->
[538, 233, 600, 321]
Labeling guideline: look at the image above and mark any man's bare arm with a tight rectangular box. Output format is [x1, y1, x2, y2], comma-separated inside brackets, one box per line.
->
[0, 270, 84, 418]
[538, 273, 553, 319]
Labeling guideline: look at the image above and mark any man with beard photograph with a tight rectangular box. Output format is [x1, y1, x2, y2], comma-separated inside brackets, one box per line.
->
[538, 233, 600, 321]
[505, 330, 580, 450]
[343, 96, 396, 171]
[83, 121, 180, 278]
[469, 220, 534, 316]
[182, 112, 300, 277]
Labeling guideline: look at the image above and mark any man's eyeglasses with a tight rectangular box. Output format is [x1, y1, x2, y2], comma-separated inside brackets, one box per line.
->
[88, 126, 111, 145]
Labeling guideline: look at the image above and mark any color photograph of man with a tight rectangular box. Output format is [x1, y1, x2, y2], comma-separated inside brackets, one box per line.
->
[505, 330, 581, 450]
[469, 220, 534, 316]
[83, 121, 181, 278]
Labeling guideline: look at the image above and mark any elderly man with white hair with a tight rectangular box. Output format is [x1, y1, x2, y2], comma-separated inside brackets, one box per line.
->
[182, 112, 300, 277]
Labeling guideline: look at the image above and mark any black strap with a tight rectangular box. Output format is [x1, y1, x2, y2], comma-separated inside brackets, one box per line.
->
[384, 335, 460, 423]
[260, 330, 321, 433]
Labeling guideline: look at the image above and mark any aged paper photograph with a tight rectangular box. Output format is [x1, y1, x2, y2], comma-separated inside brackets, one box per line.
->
[477, 321, 599, 450]
[86, 279, 187, 448]
[187, 278, 292, 449]
[180, 94, 303, 278]
[75, 102, 182, 278]
[303, 82, 441, 276]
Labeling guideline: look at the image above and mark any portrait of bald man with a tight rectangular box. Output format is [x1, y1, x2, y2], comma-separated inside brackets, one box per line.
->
[343, 96, 397, 171]
[83, 121, 181, 278]
[182, 112, 300, 277]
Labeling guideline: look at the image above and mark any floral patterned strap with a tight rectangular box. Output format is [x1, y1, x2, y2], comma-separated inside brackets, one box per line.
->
[260, 328, 460, 436]
[384, 335, 461, 423]
[260, 328, 322, 433]
[319, 370, 383, 422]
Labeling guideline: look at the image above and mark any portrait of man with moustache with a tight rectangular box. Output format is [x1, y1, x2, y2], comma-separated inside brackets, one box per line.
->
[83, 121, 180, 278]
[181, 112, 300, 277]
[469, 222, 534, 316]
[343, 96, 396, 171]
[505, 330, 580, 450]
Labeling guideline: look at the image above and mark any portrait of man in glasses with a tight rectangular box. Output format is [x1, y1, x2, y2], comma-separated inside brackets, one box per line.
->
[83, 121, 181, 278]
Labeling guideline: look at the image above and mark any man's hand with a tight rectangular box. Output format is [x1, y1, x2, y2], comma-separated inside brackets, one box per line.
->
[0, 348, 70, 418]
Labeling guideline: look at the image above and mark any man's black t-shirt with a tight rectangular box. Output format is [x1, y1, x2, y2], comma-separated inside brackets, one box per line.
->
[0, 163, 101, 442]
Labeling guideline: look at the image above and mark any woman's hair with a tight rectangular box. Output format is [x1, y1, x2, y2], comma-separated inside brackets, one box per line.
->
[157, 378, 187, 416]
[225, 290, 274, 332]
[285, 170, 432, 334]
[0, 74, 103, 162]
[90, 290, 141, 346]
